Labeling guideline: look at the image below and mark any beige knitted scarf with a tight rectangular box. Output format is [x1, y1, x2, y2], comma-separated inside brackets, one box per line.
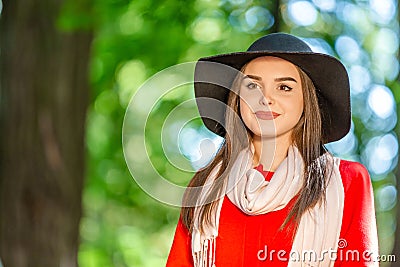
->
[191, 145, 344, 267]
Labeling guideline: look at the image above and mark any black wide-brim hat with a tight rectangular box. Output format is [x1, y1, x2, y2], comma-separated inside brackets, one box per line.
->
[194, 33, 350, 143]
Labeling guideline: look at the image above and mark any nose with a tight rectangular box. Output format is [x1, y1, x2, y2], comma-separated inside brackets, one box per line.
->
[259, 90, 273, 106]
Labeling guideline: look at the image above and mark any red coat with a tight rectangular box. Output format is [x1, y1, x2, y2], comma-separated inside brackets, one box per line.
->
[166, 160, 378, 266]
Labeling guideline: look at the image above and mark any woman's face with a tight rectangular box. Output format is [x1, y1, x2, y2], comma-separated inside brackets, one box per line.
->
[239, 56, 304, 139]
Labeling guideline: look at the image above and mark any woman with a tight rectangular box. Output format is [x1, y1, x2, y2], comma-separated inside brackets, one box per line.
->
[167, 33, 378, 267]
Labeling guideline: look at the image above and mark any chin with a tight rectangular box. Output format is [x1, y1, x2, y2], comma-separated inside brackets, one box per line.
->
[251, 130, 277, 138]
[251, 127, 295, 141]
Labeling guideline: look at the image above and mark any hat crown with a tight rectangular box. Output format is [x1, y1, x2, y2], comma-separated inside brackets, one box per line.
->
[247, 33, 312, 53]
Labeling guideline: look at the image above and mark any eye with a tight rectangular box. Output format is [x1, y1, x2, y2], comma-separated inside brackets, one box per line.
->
[278, 84, 293, 91]
[245, 81, 261, 90]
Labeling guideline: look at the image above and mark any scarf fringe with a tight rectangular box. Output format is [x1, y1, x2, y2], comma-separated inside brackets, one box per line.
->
[193, 237, 216, 267]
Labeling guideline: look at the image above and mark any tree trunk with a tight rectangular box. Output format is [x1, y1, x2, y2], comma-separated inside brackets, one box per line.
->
[0, 1, 92, 266]
[271, 0, 282, 33]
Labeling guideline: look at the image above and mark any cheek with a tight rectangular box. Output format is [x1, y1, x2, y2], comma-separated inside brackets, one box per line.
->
[285, 95, 304, 118]
[239, 99, 253, 120]
[240, 90, 262, 105]
[239, 101, 262, 135]
[296, 99, 304, 117]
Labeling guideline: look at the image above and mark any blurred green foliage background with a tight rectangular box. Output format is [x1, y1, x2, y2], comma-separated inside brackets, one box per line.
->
[71, 0, 400, 266]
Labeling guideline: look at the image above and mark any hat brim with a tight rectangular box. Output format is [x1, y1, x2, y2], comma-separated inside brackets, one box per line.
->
[194, 51, 350, 143]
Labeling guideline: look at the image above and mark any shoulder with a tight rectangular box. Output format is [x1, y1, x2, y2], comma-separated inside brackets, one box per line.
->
[336, 159, 379, 254]
[338, 159, 371, 193]
[338, 159, 369, 178]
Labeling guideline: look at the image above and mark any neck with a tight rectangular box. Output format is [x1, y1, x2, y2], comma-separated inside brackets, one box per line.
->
[251, 134, 292, 172]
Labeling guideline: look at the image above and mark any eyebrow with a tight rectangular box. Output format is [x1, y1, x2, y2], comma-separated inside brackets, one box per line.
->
[275, 77, 298, 83]
[243, 74, 262, 81]
[243, 75, 298, 83]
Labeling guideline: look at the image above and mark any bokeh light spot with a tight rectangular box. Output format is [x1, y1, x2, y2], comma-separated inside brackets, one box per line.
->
[312, 0, 336, 12]
[369, 0, 396, 24]
[373, 28, 399, 54]
[377, 185, 397, 212]
[229, 7, 274, 33]
[335, 36, 360, 63]
[116, 60, 147, 107]
[227, 0, 246, 5]
[244, 6, 274, 33]
[326, 130, 357, 156]
[191, 16, 223, 43]
[364, 134, 398, 175]
[119, 10, 144, 35]
[338, 3, 372, 33]
[349, 65, 371, 94]
[288, 1, 318, 26]
[376, 134, 398, 161]
[303, 38, 335, 55]
[372, 53, 400, 81]
[367, 85, 395, 119]
[179, 125, 223, 170]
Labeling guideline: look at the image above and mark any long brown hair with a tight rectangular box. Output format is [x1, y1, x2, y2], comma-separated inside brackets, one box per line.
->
[181, 61, 332, 233]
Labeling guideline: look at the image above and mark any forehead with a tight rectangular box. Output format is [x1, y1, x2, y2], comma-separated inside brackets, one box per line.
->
[243, 56, 299, 76]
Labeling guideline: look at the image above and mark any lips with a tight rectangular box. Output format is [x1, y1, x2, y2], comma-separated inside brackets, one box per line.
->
[255, 111, 281, 120]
